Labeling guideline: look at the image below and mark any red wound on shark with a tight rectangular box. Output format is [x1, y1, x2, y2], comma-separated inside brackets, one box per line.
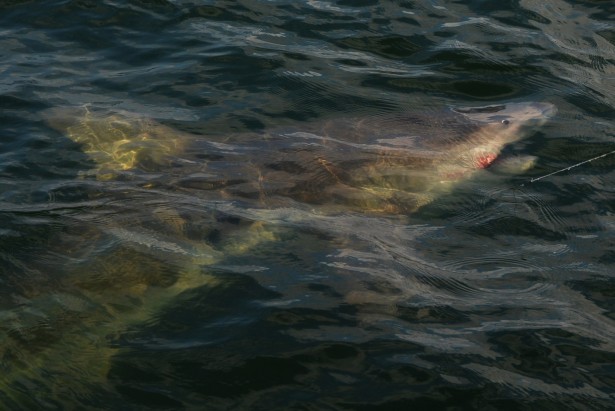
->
[475, 153, 497, 169]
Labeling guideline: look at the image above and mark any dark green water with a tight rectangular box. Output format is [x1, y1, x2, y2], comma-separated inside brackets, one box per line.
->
[1, 1, 614, 410]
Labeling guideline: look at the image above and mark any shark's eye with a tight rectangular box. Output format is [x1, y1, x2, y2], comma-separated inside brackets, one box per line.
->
[501, 119, 510, 125]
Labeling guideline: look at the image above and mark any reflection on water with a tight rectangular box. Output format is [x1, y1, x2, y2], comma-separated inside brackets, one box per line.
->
[1, 0, 615, 409]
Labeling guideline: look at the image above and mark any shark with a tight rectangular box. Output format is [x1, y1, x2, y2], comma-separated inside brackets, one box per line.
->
[45, 101, 555, 213]
[0, 101, 555, 407]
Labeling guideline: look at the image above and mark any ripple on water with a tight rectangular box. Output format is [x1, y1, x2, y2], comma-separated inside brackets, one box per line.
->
[447, 185, 569, 236]
[438, 255, 556, 297]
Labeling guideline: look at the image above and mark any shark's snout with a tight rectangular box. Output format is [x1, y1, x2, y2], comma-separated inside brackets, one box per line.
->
[530, 101, 557, 119]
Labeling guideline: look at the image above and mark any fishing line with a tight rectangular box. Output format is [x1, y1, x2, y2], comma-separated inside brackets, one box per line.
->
[520, 148, 615, 186]
[485, 148, 615, 232]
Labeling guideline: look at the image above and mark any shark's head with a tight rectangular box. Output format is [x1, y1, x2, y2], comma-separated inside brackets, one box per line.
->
[452, 102, 556, 170]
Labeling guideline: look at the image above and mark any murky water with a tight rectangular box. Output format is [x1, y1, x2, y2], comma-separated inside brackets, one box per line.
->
[1, 0, 614, 409]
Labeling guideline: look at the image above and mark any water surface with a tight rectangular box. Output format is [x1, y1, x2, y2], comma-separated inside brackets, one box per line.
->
[1, 0, 614, 410]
